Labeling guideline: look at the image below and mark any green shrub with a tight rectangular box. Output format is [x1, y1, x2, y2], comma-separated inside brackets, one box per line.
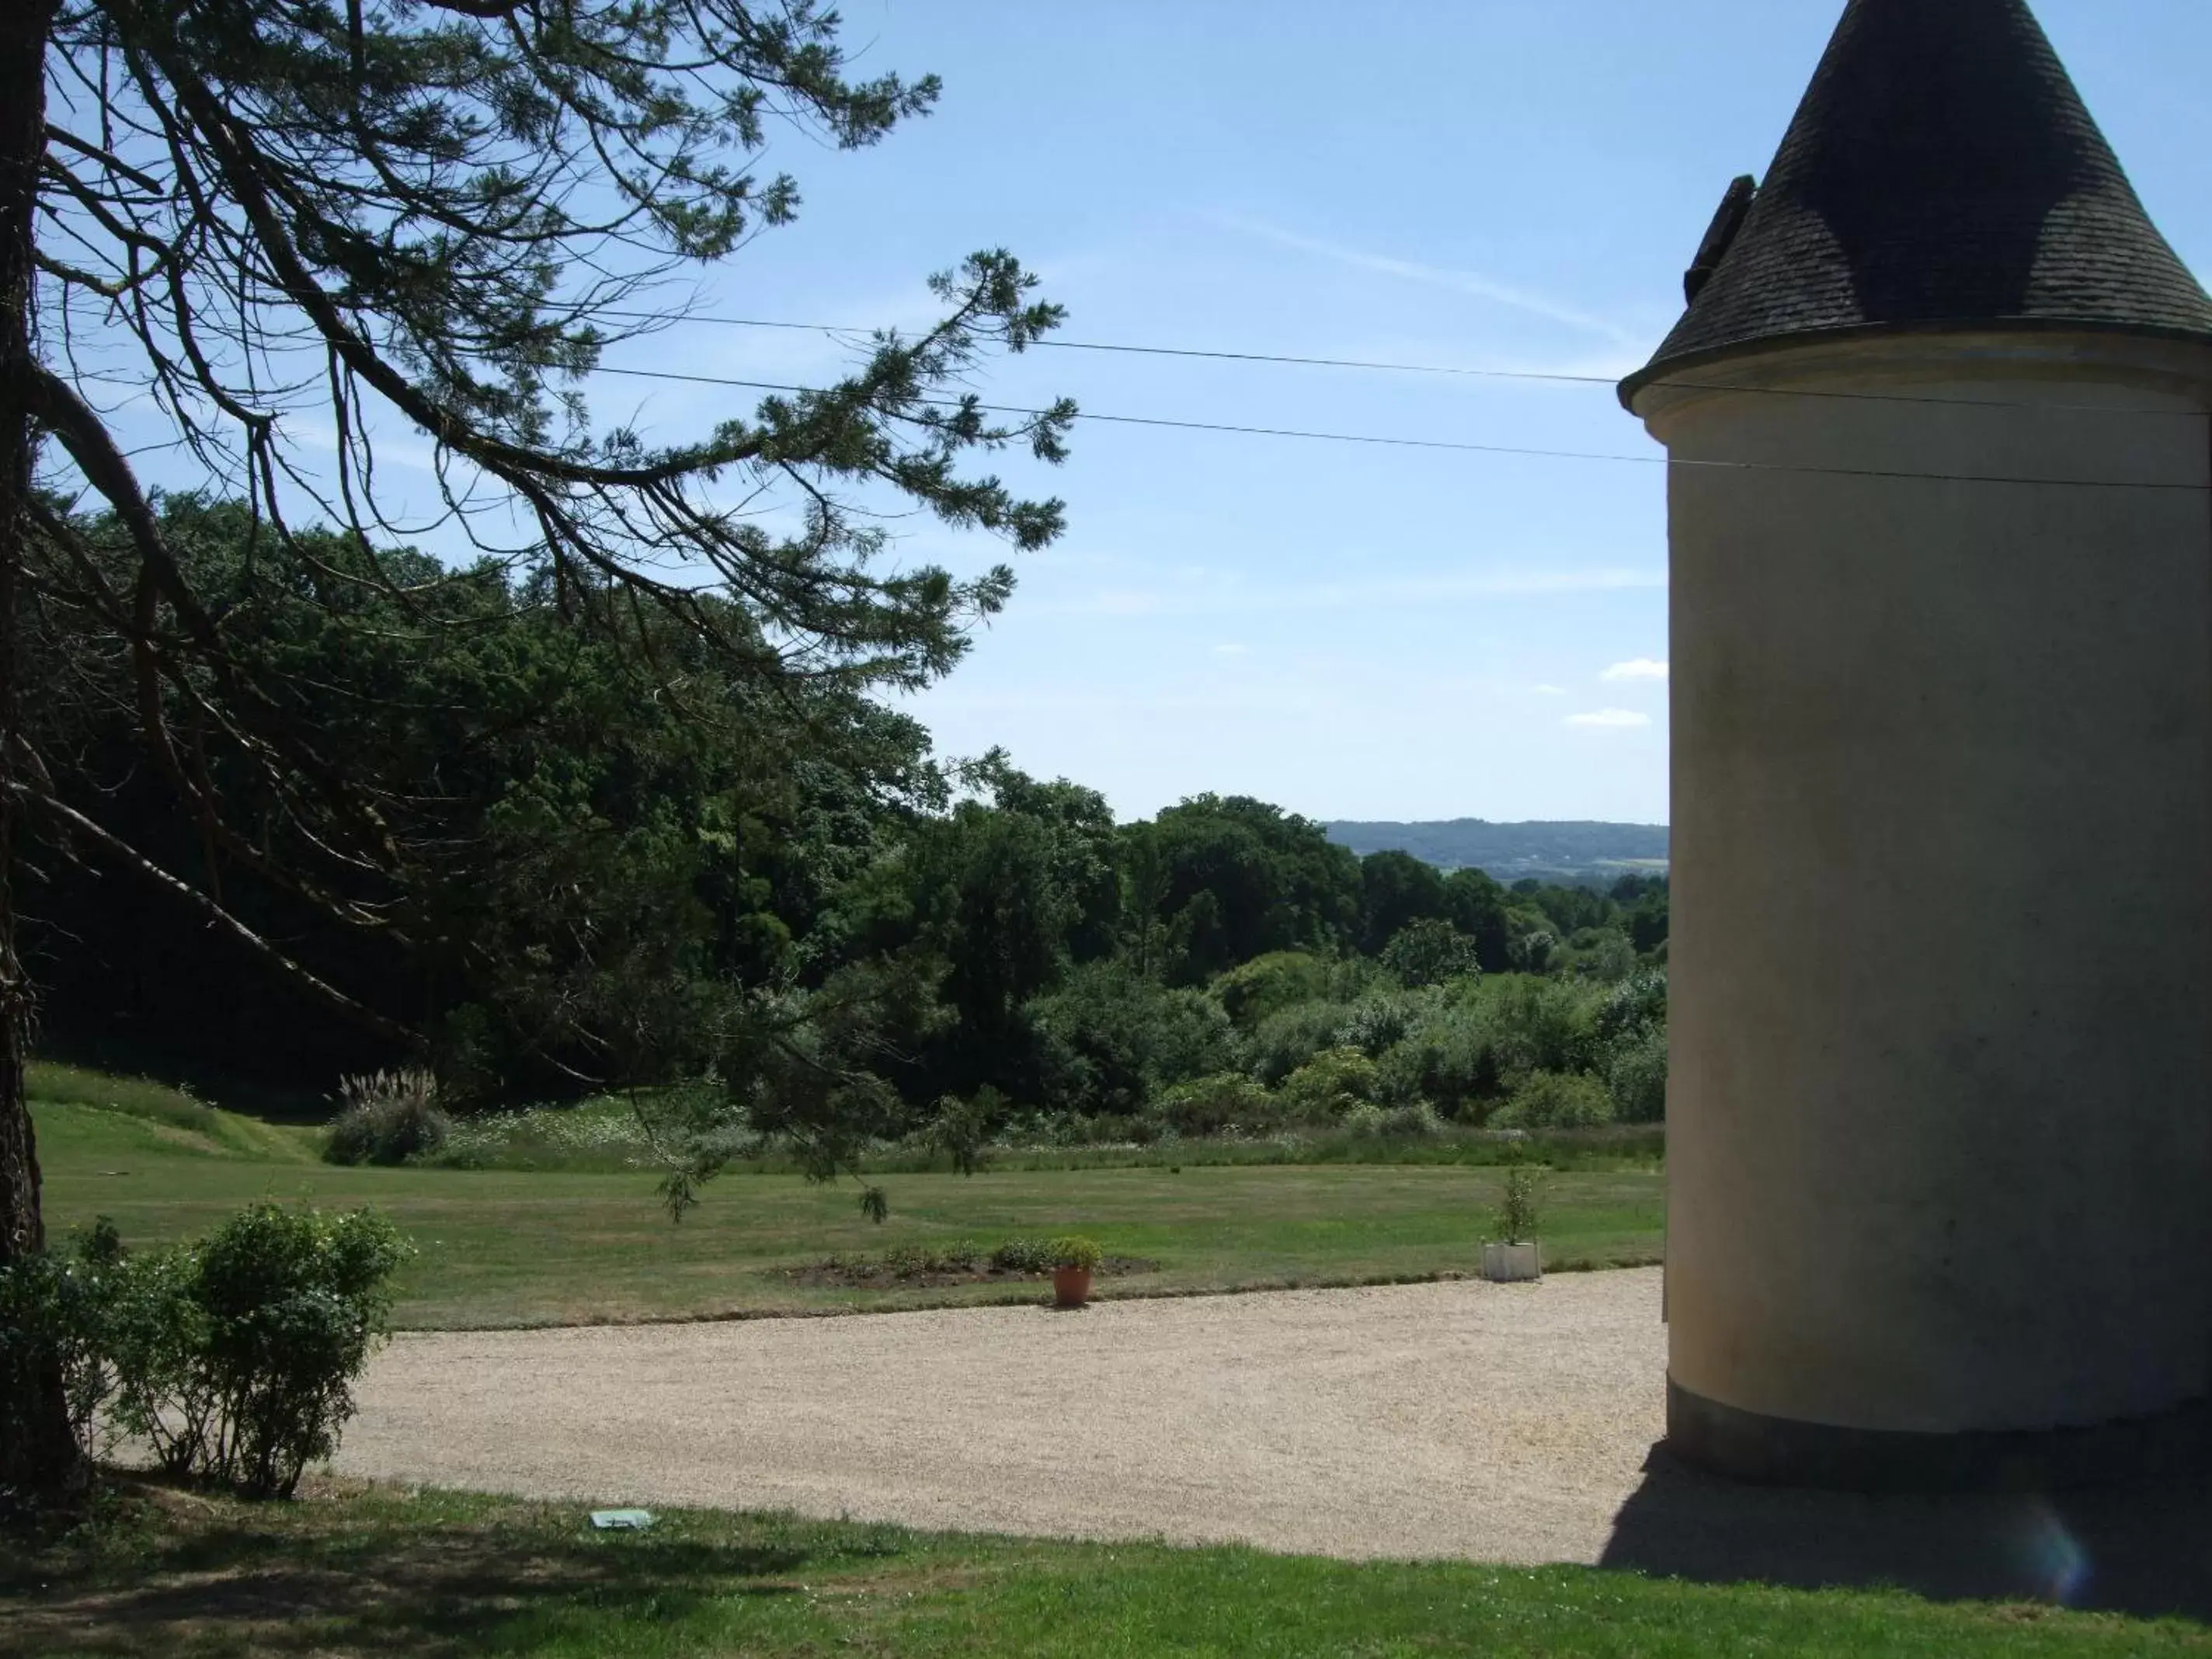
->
[1278, 1046, 1381, 1120]
[0, 1218, 131, 1499]
[324, 1069, 449, 1166]
[1030, 965, 1236, 1117]
[989, 1237, 1056, 1273]
[3, 1205, 408, 1505]
[1048, 1236, 1104, 1271]
[1211, 951, 1333, 1030]
[1372, 1005, 1502, 1118]
[101, 1243, 214, 1480]
[1334, 992, 1431, 1059]
[1341, 1101, 1445, 1140]
[1244, 1000, 1357, 1087]
[1560, 927, 1637, 983]
[1596, 969, 1668, 1044]
[1379, 918, 1482, 989]
[1605, 1024, 1668, 1123]
[1386, 1102, 1445, 1139]
[1478, 975, 1603, 1085]
[1490, 1069, 1614, 1130]
[108, 1205, 411, 1498]
[1153, 1072, 1278, 1138]
[877, 1240, 983, 1278]
[1503, 909, 1560, 974]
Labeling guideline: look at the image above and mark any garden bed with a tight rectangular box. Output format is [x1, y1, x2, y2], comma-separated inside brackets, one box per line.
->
[784, 1239, 1158, 1291]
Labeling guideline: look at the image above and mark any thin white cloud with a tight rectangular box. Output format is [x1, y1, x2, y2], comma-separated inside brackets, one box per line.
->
[1213, 642, 1249, 656]
[1534, 684, 1568, 697]
[1219, 216, 1638, 346]
[1601, 658, 1670, 683]
[923, 688, 1339, 715]
[1025, 566, 1667, 621]
[1565, 708, 1653, 730]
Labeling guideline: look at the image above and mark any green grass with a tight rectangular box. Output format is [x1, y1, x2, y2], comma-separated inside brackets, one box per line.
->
[3, 1478, 2200, 1657]
[31, 1086, 1662, 1330]
[25, 1063, 321, 1162]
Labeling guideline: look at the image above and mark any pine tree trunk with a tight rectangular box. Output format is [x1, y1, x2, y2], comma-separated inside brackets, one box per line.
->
[0, 0, 78, 1508]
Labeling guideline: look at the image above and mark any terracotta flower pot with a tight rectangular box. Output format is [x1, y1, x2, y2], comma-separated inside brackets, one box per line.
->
[1052, 1265, 1094, 1308]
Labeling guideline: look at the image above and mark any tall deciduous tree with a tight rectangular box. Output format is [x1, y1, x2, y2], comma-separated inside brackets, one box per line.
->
[1126, 795, 1362, 983]
[2, 0, 1071, 1501]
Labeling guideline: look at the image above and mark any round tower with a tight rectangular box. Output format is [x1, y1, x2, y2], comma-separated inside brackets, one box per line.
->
[1623, 0, 2212, 1488]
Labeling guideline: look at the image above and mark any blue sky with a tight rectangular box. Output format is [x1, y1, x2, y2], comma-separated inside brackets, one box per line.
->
[687, 0, 2212, 827]
[97, 1, 2212, 826]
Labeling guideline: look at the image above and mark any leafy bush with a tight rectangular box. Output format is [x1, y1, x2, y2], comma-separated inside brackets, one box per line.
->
[1243, 1000, 1357, 1087]
[1340, 1101, 1445, 1140]
[1372, 1004, 1502, 1118]
[1211, 951, 1333, 1030]
[1278, 1046, 1381, 1120]
[324, 1069, 449, 1167]
[1334, 991, 1430, 1059]
[1048, 1236, 1104, 1271]
[989, 1237, 1056, 1274]
[2, 1205, 407, 1505]
[0, 1218, 131, 1496]
[1030, 964, 1236, 1117]
[107, 1205, 411, 1498]
[1605, 1024, 1668, 1123]
[1153, 1072, 1278, 1138]
[1379, 918, 1482, 989]
[1560, 927, 1637, 983]
[1596, 969, 1668, 1045]
[1478, 975, 1602, 1086]
[1490, 1069, 1614, 1130]
[1504, 909, 1560, 974]
[875, 1240, 983, 1278]
[100, 1244, 214, 1479]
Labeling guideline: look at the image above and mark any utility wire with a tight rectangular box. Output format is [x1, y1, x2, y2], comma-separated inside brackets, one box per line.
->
[591, 363, 2212, 493]
[593, 308, 2209, 417]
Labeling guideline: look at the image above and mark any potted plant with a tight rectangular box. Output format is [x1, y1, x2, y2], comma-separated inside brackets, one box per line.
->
[1049, 1236, 1104, 1308]
[1483, 1166, 1544, 1283]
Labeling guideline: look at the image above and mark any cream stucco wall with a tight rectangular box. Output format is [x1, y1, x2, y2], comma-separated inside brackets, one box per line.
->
[1635, 332, 2212, 1437]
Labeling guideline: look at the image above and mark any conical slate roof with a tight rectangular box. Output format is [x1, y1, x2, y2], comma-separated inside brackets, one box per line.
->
[1622, 0, 2212, 401]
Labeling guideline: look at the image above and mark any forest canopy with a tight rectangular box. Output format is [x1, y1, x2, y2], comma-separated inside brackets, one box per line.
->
[26, 500, 1670, 1164]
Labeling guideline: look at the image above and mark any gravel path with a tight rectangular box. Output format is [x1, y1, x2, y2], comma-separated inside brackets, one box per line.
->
[339, 1270, 1666, 1563]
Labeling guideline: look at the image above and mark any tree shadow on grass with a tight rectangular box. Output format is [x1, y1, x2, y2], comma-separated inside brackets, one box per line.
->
[1600, 1442, 2212, 1623]
[0, 1488, 889, 1657]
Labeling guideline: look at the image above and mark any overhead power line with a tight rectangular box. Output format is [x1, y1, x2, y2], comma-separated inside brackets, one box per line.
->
[594, 308, 2210, 417]
[590, 363, 2212, 494]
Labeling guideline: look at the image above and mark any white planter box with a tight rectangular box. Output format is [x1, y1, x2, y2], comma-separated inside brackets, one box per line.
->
[1483, 1241, 1542, 1283]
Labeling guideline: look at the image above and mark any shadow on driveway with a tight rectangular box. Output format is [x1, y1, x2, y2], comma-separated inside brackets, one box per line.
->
[1601, 1442, 2212, 1622]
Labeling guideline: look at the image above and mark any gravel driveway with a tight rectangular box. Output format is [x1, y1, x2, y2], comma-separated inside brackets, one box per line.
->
[338, 1270, 1666, 1563]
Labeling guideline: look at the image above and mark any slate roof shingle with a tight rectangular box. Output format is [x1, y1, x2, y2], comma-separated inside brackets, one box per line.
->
[1621, 0, 2212, 402]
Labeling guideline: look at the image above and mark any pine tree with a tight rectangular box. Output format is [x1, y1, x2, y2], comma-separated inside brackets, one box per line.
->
[0, 0, 1072, 1502]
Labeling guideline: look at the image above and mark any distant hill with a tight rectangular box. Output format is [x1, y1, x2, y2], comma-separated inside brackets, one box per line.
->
[1324, 819, 1670, 883]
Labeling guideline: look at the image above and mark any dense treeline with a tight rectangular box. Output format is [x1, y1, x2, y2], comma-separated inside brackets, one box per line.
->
[26, 503, 1668, 1153]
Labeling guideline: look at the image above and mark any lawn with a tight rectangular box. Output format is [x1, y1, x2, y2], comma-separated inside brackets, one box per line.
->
[2, 1478, 2200, 1658]
[32, 1084, 1663, 1329]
